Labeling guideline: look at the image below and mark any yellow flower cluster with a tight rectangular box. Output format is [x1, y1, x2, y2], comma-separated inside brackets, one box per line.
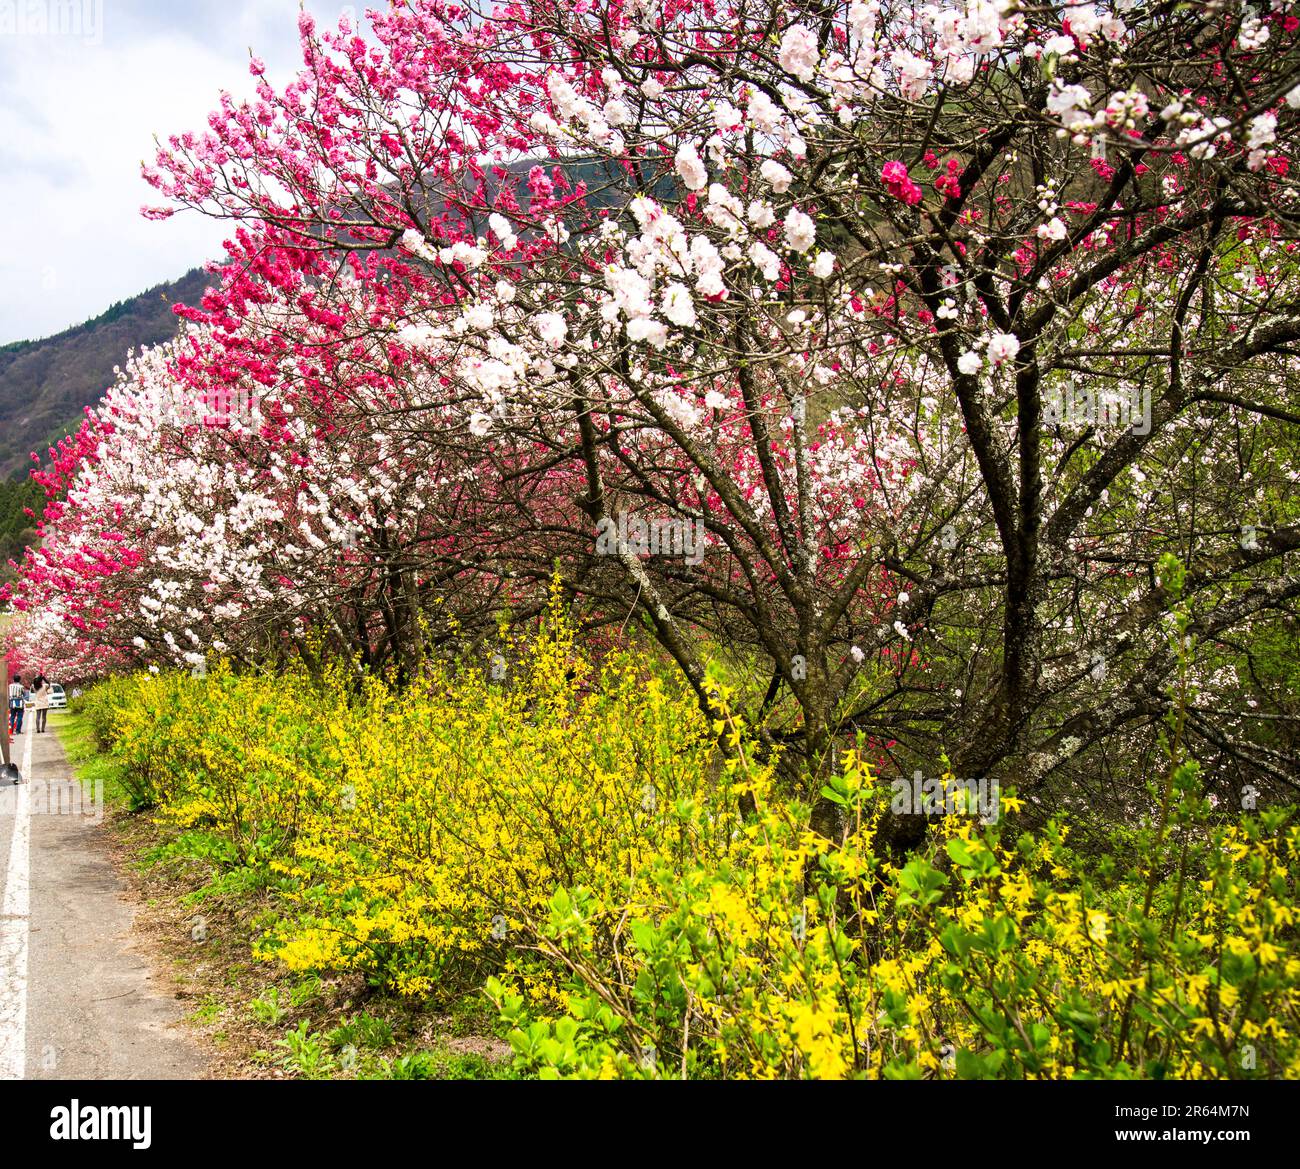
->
[96, 599, 736, 1004]
[490, 702, 1300, 1080]
[90, 610, 1300, 1079]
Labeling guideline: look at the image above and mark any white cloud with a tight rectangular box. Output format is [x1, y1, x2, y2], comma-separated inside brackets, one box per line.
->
[0, 1, 355, 344]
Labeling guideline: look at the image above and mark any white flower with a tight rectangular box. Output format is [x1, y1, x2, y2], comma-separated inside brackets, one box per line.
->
[760, 159, 793, 193]
[1047, 81, 1093, 131]
[534, 312, 567, 348]
[626, 317, 669, 349]
[541, 217, 569, 246]
[850, 645, 865, 663]
[641, 77, 664, 99]
[705, 183, 746, 235]
[712, 100, 743, 132]
[890, 48, 932, 102]
[1237, 18, 1268, 51]
[898, 591, 910, 604]
[778, 24, 819, 83]
[691, 235, 727, 298]
[400, 228, 436, 262]
[749, 240, 780, 281]
[893, 620, 911, 641]
[528, 110, 560, 136]
[1288, 84, 1300, 111]
[783, 208, 816, 253]
[674, 142, 708, 191]
[462, 303, 494, 331]
[442, 241, 488, 269]
[748, 200, 775, 229]
[957, 350, 982, 375]
[603, 99, 631, 127]
[746, 89, 783, 132]
[1036, 217, 1068, 242]
[704, 389, 728, 411]
[654, 388, 702, 430]
[469, 412, 493, 437]
[848, 1, 878, 40]
[662, 283, 697, 328]
[811, 251, 835, 279]
[399, 324, 438, 349]
[488, 213, 517, 250]
[604, 263, 655, 318]
[1247, 111, 1277, 151]
[988, 333, 1020, 364]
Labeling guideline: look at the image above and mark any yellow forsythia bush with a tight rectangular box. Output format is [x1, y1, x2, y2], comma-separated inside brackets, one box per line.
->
[101, 601, 738, 999]
[92, 605, 1300, 1078]
[490, 700, 1300, 1079]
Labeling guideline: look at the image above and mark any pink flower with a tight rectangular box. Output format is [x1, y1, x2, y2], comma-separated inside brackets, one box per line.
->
[674, 142, 708, 191]
[778, 25, 819, 83]
[881, 161, 923, 206]
[881, 160, 908, 185]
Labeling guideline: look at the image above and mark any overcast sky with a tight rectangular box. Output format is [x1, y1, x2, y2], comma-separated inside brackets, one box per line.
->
[0, 1, 358, 345]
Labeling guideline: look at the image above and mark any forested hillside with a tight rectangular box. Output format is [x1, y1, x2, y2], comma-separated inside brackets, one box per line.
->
[0, 478, 41, 583]
[0, 269, 208, 480]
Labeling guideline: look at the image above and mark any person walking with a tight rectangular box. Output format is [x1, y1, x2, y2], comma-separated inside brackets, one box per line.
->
[31, 672, 50, 734]
[7, 674, 25, 736]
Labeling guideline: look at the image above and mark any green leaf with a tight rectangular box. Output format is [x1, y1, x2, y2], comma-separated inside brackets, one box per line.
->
[946, 838, 975, 868]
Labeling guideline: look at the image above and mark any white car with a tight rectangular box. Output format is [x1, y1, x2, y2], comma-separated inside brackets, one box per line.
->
[47, 684, 67, 710]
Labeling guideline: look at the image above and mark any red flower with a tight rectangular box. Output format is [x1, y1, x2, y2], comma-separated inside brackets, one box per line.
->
[881, 160, 909, 185]
[881, 161, 923, 205]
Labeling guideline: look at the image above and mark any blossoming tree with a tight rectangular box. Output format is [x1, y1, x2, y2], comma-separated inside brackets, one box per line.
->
[10, 0, 1300, 836]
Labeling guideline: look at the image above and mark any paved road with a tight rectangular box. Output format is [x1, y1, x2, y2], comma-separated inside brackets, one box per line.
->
[0, 721, 206, 1079]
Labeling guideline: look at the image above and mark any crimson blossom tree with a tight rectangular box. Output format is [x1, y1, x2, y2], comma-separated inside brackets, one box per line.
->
[10, 0, 1300, 838]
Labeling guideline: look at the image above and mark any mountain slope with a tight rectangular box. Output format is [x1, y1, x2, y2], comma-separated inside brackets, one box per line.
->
[0, 268, 211, 480]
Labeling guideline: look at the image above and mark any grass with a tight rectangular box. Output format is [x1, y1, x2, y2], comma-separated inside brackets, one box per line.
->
[51, 706, 134, 807]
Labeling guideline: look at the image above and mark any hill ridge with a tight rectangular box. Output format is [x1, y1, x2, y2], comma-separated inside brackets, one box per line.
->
[0, 268, 211, 480]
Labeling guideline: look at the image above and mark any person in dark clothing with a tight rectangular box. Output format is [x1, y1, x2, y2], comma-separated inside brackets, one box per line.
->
[7, 674, 24, 736]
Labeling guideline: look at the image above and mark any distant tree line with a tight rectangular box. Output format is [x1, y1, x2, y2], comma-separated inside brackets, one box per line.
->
[0, 478, 40, 583]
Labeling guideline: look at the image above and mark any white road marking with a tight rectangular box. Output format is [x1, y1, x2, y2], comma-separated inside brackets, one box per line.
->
[0, 728, 34, 1079]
